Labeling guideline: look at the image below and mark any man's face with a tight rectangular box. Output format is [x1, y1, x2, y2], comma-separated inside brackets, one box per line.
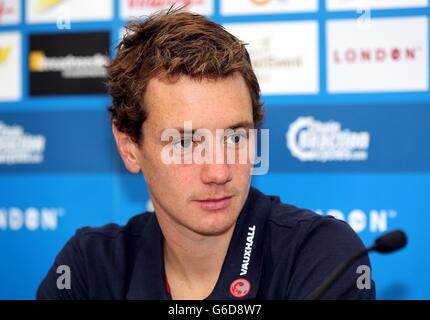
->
[136, 73, 254, 236]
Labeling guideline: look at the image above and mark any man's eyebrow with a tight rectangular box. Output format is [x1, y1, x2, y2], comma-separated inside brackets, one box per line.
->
[160, 121, 254, 135]
[228, 120, 254, 130]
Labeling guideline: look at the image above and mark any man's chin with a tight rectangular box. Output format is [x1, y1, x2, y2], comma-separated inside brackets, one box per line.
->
[190, 217, 237, 237]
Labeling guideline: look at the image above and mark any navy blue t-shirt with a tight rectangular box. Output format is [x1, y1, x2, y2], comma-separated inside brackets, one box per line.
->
[36, 187, 375, 300]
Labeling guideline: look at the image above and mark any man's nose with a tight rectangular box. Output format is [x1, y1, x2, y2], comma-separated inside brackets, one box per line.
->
[200, 141, 232, 185]
[201, 161, 232, 185]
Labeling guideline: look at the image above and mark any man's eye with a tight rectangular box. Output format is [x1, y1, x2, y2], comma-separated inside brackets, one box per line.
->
[172, 139, 193, 149]
[226, 133, 246, 145]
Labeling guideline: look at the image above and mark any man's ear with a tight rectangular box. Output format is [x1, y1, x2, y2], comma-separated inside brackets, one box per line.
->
[112, 123, 141, 174]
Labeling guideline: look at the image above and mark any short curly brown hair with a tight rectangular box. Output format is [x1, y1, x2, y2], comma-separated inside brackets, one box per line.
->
[106, 9, 264, 143]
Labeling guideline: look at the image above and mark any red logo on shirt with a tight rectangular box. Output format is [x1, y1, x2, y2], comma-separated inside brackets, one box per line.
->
[230, 278, 251, 298]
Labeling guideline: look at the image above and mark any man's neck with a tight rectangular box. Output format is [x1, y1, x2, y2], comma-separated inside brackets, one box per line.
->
[158, 214, 236, 299]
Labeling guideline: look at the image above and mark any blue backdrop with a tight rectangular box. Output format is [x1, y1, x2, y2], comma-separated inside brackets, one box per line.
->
[0, 0, 429, 299]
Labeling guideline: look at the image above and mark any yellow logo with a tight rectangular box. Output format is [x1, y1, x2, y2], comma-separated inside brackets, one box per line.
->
[29, 51, 46, 71]
[36, 0, 63, 12]
[0, 47, 11, 64]
[251, 0, 271, 5]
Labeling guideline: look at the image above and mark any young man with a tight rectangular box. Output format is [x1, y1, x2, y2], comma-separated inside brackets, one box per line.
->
[37, 10, 375, 300]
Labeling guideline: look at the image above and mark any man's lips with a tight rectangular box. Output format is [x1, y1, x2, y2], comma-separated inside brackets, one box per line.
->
[194, 195, 234, 210]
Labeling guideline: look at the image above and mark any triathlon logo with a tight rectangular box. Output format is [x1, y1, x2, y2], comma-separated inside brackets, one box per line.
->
[230, 278, 251, 298]
[286, 116, 370, 162]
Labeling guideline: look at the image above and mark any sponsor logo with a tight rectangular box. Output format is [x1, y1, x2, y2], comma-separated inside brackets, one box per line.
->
[221, 0, 317, 15]
[248, 37, 303, 75]
[250, 0, 271, 5]
[240, 225, 256, 276]
[0, 121, 46, 165]
[225, 21, 318, 94]
[0, 1, 13, 16]
[29, 32, 110, 95]
[286, 117, 370, 162]
[0, 46, 11, 64]
[126, 0, 203, 9]
[29, 51, 108, 79]
[121, 0, 213, 19]
[0, 207, 65, 231]
[316, 209, 398, 233]
[333, 46, 420, 64]
[230, 278, 251, 298]
[27, 0, 113, 24]
[35, 0, 63, 12]
[0, 0, 20, 25]
[327, 17, 428, 92]
[0, 32, 21, 101]
[327, 0, 428, 11]
[31, 0, 71, 29]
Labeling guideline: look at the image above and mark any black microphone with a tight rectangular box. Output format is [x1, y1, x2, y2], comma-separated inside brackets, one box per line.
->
[305, 229, 407, 300]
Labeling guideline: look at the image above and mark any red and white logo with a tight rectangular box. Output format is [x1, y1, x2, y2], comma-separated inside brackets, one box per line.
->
[327, 17, 428, 93]
[333, 47, 420, 64]
[0, 1, 13, 17]
[230, 278, 251, 298]
[0, 0, 20, 25]
[120, 0, 214, 20]
[327, 0, 428, 11]
[221, 0, 317, 16]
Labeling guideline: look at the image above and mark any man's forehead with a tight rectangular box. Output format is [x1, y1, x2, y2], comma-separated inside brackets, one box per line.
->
[144, 72, 249, 99]
[143, 73, 253, 133]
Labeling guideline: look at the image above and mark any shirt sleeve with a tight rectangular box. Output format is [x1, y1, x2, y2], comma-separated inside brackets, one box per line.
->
[285, 216, 376, 300]
[36, 229, 89, 300]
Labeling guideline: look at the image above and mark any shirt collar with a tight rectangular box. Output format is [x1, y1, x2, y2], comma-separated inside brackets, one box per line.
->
[125, 212, 170, 299]
[125, 187, 270, 300]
